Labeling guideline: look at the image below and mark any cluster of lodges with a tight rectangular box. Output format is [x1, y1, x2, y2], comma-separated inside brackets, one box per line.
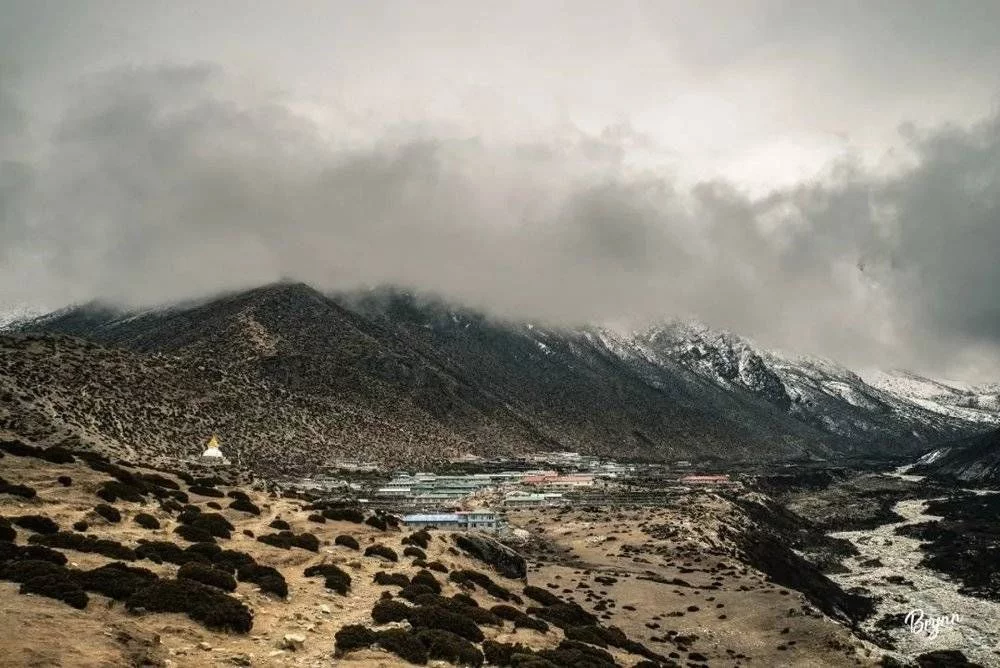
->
[374, 470, 596, 507]
[374, 469, 600, 508]
[453, 451, 637, 477]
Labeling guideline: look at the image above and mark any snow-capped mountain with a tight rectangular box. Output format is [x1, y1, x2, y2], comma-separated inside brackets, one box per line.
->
[860, 369, 1000, 423]
[596, 320, 998, 451]
[604, 321, 793, 409]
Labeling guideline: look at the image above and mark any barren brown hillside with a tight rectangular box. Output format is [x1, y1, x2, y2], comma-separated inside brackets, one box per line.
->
[0, 436, 892, 667]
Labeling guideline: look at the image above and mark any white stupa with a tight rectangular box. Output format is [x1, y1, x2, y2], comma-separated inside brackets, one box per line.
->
[201, 434, 229, 465]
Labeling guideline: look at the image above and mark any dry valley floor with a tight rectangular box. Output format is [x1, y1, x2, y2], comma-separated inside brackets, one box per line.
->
[0, 440, 892, 667]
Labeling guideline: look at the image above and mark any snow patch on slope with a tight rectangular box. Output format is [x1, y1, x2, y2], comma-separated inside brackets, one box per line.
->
[917, 447, 950, 465]
[0, 305, 48, 330]
[861, 369, 1000, 425]
[859, 369, 965, 400]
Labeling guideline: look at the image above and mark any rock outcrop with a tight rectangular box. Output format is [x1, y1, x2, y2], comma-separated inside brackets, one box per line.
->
[451, 533, 526, 580]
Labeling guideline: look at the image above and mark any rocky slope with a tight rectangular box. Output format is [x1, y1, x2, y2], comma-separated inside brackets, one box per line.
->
[1, 285, 560, 473]
[3, 283, 852, 471]
[343, 289, 846, 462]
[910, 428, 1000, 484]
[4, 282, 995, 472]
[0, 332, 502, 473]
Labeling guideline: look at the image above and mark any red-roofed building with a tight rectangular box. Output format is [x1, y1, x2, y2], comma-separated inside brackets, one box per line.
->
[523, 473, 595, 489]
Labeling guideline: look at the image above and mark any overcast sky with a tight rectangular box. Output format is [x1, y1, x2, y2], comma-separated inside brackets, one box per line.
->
[2, 1, 1000, 380]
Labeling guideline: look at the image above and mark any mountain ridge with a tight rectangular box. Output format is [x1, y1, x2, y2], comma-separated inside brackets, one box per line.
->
[2, 282, 995, 471]
[592, 318, 996, 452]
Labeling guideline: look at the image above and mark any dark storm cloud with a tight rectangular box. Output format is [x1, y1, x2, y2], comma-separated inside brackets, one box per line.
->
[878, 116, 1000, 358]
[1, 64, 999, 378]
[0, 79, 35, 265]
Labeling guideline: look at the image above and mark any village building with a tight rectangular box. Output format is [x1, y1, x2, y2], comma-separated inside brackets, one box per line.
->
[503, 491, 564, 507]
[324, 460, 380, 472]
[400, 510, 501, 531]
[523, 473, 595, 489]
[374, 470, 557, 504]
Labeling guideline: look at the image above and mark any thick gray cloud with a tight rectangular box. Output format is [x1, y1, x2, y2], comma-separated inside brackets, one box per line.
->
[1, 3, 1000, 380]
[0, 64, 998, 380]
[4, 1, 999, 181]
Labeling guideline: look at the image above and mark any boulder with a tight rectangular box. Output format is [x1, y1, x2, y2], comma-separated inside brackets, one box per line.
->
[451, 533, 526, 580]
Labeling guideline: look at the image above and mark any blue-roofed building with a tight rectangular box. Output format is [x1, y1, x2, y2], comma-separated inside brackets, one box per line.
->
[401, 510, 500, 531]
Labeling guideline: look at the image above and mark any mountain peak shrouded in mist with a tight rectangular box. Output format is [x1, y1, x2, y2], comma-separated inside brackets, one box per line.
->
[1, 2, 1000, 390]
[3, 281, 996, 473]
